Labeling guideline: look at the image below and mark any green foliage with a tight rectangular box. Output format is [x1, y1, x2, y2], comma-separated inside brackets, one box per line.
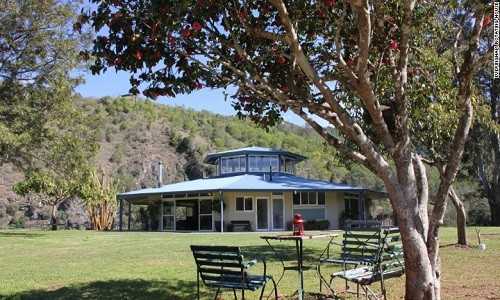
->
[5, 202, 19, 216]
[8, 212, 27, 229]
[468, 198, 491, 226]
[286, 219, 330, 231]
[0, 0, 84, 168]
[76, 168, 118, 230]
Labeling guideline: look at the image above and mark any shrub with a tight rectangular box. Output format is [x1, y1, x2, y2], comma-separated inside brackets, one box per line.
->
[468, 198, 491, 226]
[38, 205, 52, 220]
[9, 212, 27, 229]
[6, 203, 19, 216]
[286, 219, 330, 231]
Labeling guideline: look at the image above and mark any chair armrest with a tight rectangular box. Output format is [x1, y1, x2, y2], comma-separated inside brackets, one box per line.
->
[364, 242, 380, 248]
[244, 255, 266, 269]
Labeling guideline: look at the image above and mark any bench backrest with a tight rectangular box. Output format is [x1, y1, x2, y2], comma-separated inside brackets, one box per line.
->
[374, 227, 405, 280]
[190, 245, 246, 287]
[340, 222, 404, 281]
[339, 220, 384, 265]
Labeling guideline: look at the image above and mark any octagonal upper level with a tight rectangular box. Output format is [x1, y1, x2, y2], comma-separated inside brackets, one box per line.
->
[203, 147, 307, 177]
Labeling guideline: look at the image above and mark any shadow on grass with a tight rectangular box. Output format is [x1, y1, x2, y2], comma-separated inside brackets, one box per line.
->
[0, 232, 44, 238]
[1, 279, 199, 300]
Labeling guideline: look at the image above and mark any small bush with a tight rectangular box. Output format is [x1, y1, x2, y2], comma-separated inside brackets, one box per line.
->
[468, 198, 491, 226]
[9, 212, 27, 229]
[38, 206, 52, 220]
[6, 203, 19, 216]
[286, 219, 330, 231]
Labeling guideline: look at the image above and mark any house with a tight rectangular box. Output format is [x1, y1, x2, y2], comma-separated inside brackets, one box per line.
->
[116, 147, 386, 232]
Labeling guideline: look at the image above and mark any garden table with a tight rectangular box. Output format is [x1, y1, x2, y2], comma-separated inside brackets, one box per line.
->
[260, 232, 338, 300]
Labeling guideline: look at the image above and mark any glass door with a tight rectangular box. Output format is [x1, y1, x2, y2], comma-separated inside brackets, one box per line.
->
[199, 199, 213, 231]
[256, 198, 269, 230]
[272, 198, 284, 230]
[162, 200, 174, 231]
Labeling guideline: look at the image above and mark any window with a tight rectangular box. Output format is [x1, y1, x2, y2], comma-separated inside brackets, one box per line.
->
[248, 155, 278, 172]
[236, 197, 253, 211]
[280, 156, 295, 174]
[293, 208, 326, 220]
[220, 155, 246, 174]
[344, 192, 360, 220]
[293, 192, 326, 205]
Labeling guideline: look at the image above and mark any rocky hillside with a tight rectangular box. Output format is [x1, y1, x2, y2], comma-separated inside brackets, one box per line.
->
[2, 96, 371, 229]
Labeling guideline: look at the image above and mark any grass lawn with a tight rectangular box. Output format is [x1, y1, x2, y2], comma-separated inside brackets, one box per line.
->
[0, 227, 498, 299]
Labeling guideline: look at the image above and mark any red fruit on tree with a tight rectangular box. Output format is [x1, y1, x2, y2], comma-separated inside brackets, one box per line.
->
[192, 21, 202, 30]
[347, 58, 356, 66]
[278, 56, 286, 64]
[196, 82, 203, 90]
[182, 28, 191, 37]
[412, 67, 420, 76]
[325, 0, 334, 7]
[168, 35, 176, 43]
[483, 17, 491, 26]
[275, 18, 283, 26]
[115, 56, 123, 65]
[281, 84, 289, 93]
[134, 50, 142, 60]
[389, 40, 398, 50]
[318, 11, 326, 19]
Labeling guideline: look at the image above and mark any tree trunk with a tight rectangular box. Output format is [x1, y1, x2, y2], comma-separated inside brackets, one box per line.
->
[448, 186, 468, 245]
[399, 218, 436, 299]
[51, 204, 57, 231]
[490, 201, 500, 226]
[383, 158, 437, 299]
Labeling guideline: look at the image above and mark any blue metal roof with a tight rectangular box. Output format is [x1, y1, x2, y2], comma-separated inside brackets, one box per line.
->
[118, 174, 385, 202]
[203, 146, 307, 164]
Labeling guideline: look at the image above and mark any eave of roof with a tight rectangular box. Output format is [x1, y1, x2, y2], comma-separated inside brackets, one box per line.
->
[117, 174, 386, 203]
[203, 146, 307, 164]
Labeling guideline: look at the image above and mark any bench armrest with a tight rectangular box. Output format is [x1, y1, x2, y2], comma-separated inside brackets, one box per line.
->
[244, 255, 266, 269]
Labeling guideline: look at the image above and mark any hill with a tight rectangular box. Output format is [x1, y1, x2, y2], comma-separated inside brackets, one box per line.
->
[1, 96, 381, 229]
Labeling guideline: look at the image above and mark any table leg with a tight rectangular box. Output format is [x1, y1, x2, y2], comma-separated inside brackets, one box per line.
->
[296, 239, 303, 300]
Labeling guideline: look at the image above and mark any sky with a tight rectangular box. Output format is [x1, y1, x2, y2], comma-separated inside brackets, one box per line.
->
[75, 69, 307, 126]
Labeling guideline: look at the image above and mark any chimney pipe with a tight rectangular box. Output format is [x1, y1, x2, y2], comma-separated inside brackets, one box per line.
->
[158, 162, 163, 188]
[269, 166, 273, 181]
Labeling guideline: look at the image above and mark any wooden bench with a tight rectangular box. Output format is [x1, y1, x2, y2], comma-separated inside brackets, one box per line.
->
[190, 245, 278, 300]
[229, 220, 252, 232]
[317, 220, 405, 299]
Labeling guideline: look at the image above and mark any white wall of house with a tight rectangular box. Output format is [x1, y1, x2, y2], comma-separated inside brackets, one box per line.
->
[153, 190, 366, 232]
